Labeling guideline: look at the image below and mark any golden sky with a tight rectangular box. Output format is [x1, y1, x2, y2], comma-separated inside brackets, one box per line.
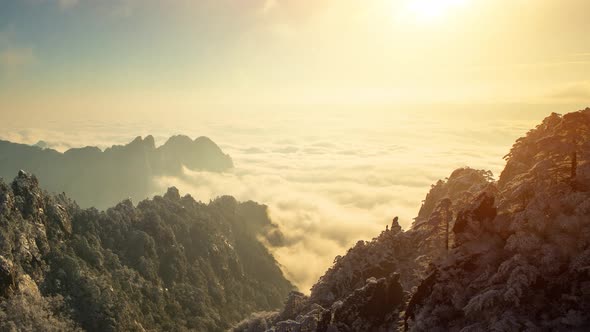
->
[0, 0, 589, 118]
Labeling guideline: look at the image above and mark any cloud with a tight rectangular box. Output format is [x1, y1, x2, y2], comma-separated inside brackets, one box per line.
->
[261, 0, 278, 14]
[549, 81, 590, 102]
[0, 107, 546, 293]
[148, 137, 503, 291]
[153, 167, 407, 291]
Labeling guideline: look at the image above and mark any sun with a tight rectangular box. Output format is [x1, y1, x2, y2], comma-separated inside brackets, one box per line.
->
[402, 0, 468, 24]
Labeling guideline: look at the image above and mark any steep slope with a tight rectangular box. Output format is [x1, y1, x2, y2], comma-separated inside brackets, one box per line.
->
[0, 135, 233, 209]
[406, 108, 590, 331]
[0, 171, 292, 331]
[234, 167, 493, 331]
[237, 107, 590, 332]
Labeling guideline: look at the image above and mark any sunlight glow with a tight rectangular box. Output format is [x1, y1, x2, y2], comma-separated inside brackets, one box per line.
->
[402, 0, 468, 24]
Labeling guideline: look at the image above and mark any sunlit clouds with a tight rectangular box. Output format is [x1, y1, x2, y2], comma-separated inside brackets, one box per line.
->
[1, 0, 589, 291]
[0, 105, 558, 291]
[398, 0, 469, 24]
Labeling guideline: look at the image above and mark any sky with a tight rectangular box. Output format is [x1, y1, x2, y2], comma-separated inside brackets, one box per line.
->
[1, 0, 590, 291]
[1, 0, 590, 117]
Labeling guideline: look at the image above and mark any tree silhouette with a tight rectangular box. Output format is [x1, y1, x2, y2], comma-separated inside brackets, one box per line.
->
[419, 198, 453, 254]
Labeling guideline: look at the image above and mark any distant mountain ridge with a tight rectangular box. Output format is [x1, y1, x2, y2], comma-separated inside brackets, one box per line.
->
[0, 135, 233, 209]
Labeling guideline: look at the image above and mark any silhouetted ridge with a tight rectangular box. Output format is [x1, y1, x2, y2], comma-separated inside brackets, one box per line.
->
[236, 107, 590, 331]
[0, 171, 292, 331]
[0, 135, 233, 209]
[156, 135, 233, 174]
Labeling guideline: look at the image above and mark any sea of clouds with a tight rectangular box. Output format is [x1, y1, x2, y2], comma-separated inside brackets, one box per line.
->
[0, 105, 561, 291]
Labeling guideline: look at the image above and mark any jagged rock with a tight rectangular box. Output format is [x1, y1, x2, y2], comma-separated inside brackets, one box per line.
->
[453, 192, 497, 246]
[0, 255, 16, 296]
[163, 186, 181, 201]
[261, 275, 403, 332]
[391, 217, 402, 234]
[331, 274, 404, 331]
[15, 274, 40, 297]
[11, 170, 43, 218]
[277, 292, 310, 322]
[0, 180, 15, 215]
[45, 199, 72, 235]
[403, 270, 437, 331]
[275, 320, 302, 332]
[415, 168, 493, 227]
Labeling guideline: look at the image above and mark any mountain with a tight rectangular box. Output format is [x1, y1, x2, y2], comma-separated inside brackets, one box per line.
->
[235, 107, 590, 331]
[0, 135, 233, 209]
[0, 171, 292, 331]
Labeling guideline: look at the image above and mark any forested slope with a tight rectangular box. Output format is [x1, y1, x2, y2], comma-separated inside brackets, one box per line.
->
[0, 171, 292, 331]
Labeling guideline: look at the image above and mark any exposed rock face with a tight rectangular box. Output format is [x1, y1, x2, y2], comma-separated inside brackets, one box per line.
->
[452, 192, 497, 246]
[237, 275, 404, 332]
[0, 135, 233, 209]
[331, 274, 404, 331]
[0, 256, 16, 297]
[237, 108, 590, 331]
[0, 172, 292, 331]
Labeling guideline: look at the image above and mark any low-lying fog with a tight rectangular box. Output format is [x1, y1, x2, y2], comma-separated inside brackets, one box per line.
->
[0, 104, 572, 291]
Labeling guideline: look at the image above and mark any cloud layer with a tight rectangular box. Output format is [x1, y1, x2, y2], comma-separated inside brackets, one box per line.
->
[550, 81, 590, 103]
[0, 106, 555, 291]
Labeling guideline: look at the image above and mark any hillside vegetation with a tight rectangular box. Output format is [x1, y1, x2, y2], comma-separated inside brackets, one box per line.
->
[0, 171, 292, 331]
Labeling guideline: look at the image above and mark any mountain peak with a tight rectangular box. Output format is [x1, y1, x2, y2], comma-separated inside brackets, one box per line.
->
[12, 170, 39, 197]
[127, 135, 156, 150]
[499, 107, 590, 191]
[163, 186, 181, 201]
[163, 134, 193, 147]
[0, 135, 233, 209]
